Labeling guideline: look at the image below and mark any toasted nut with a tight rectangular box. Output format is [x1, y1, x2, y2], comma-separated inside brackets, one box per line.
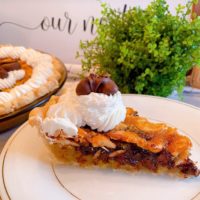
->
[93, 150, 101, 159]
[109, 150, 126, 158]
[65, 139, 80, 147]
[54, 130, 62, 137]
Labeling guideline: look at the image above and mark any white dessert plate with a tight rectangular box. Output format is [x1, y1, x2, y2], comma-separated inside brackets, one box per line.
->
[0, 94, 200, 200]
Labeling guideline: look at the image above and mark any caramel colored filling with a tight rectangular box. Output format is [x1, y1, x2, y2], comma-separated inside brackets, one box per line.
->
[50, 141, 199, 177]
[0, 57, 32, 92]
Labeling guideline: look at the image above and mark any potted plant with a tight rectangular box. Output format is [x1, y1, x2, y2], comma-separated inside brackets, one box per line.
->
[77, 0, 200, 97]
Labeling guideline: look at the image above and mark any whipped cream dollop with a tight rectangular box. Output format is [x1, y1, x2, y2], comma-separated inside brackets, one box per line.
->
[41, 84, 126, 137]
[42, 87, 85, 137]
[0, 70, 25, 90]
[0, 46, 53, 103]
[0, 92, 13, 102]
[79, 91, 125, 132]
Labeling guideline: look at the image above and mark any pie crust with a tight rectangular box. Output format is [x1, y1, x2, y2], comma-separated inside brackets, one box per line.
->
[29, 95, 200, 178]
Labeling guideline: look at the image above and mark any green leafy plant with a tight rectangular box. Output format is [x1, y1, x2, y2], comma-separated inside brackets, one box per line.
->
[77, 0, 200, 96]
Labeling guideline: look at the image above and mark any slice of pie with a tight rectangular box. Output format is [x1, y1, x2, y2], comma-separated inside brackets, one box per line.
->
[29, 74, 200, 178]
[0, 45, 65, 116]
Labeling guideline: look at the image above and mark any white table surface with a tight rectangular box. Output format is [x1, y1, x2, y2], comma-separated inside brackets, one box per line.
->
[0, 64, 200, 153]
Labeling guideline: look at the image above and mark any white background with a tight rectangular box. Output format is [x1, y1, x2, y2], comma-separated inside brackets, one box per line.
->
[0, 0, 188, 63]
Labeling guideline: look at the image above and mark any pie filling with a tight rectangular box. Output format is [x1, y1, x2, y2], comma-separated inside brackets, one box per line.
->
[0, 57, 32, 92]
[49, 129, 199, 178]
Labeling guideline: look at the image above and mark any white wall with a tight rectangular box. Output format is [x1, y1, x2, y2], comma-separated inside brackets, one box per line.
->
[0, 0, 188, 63]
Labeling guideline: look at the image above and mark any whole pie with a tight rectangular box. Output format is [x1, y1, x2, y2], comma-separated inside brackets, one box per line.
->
[29, 74, 200, 178]
[0, 45, 64, 116]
